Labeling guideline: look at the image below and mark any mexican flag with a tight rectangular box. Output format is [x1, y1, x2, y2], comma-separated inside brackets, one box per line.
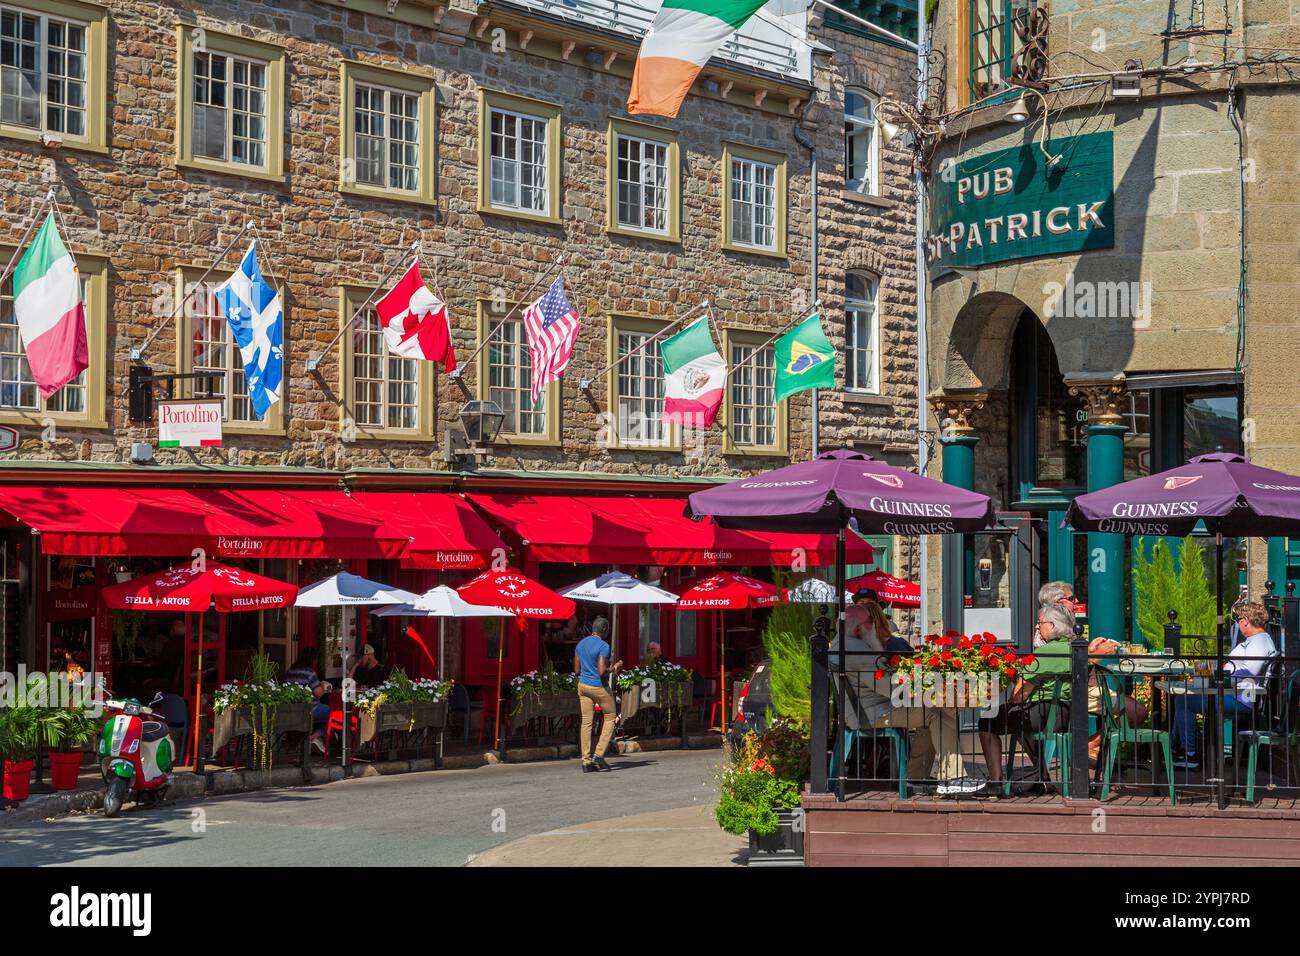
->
[376, 259, 456, 371]
[12, 212, 88, 399]
[774, 312, 835, 403]
[662, 317, 725, 428]
[628, 0, 770, 118]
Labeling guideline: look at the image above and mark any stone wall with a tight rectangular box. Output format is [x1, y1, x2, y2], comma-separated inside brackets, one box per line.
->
[0, 0, 920, 485]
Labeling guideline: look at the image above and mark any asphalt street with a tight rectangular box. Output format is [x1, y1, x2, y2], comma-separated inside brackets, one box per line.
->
[0, 749, 723, 867]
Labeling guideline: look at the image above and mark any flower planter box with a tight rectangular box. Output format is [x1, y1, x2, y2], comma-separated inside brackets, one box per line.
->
[48, 750, 85, 791]
[746, 809, 805, 867]
[211, 702, 315, 755]
[617, 679, 693, 721]
[358, 700, 448, 746]
[3, 758, 33, 801]
[508, 690, 581, 732]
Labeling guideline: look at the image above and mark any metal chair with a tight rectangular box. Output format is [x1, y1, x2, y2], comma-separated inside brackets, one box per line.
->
[1237, 664, 1300, 802]
[1097, 665, 1176, 804]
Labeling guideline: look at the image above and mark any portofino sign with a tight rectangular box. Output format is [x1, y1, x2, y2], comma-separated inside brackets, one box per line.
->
[158, 399, 223, 448]
[926, 131, 1114, 270]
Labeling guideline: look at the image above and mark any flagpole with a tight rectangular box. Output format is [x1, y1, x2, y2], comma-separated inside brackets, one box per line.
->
[810, 0, 918, 49]
[305, 240, 421, 373]
[451, 253, 565, 381]
[723, 299, 822, 382]
[131, 220, 256, 362]
[578, 299, 710, 391]
[0, 189, 55, 288]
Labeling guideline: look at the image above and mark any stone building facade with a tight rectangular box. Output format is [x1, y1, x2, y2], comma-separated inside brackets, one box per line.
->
[0, 0, 919, 480]
[917, 0, 1297, 639]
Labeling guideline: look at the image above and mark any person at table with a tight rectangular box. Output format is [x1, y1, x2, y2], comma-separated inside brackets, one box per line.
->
[285, 647, 333, 754]
[978, 604, 1075, 789]
[852, 587, 878, 606]
[348, 643, 387, 691]
[834, 605, 976, 794]
[1170, 601, 1277, 769]
[857, 598, 913, 655]
[574, 617, 621, 773]
[645, 641, 668, 665]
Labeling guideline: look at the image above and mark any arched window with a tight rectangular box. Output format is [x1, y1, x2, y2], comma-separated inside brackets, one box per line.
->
[844, 89, 878, 194]
[845, 271, 879, 393]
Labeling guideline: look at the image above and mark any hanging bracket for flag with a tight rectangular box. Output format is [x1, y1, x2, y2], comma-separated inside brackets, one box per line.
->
[130, 220, 255, 363]
[724, 299, 821, 381]
[305, 240, 421, 373]
[451, 252, 565, 381]
[0, 189, 57, 289]
[578, 299, 710, 391]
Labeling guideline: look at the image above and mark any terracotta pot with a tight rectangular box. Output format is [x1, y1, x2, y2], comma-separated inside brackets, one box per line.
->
[3, 758, 34, 801]
[48, 751, 84, 791]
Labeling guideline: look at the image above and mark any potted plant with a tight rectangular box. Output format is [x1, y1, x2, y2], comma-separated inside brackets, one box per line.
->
[614, 659, 693, 722]
[715, 719, 809, 866]
[890, 631, 1034, 708]
[0, 707, 41, 802]
[507, 660, 579, 731]
[41, 707, 101, 791]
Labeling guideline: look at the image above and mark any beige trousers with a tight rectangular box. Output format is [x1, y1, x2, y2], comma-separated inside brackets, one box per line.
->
[874, 707, 965, 781]
[578, 682, 616, 764]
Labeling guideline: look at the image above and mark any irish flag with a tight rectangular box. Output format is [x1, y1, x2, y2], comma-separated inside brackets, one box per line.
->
[376, 259, 456, 372]
[628, 0, 770, 118]
[12, 212, 88, 399]
[662, 317, 725, 428]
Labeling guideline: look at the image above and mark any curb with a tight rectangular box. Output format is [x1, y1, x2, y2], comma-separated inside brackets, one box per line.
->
[0, 733, 721, 826]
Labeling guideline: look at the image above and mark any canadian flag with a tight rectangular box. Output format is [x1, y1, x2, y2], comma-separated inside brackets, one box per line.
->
[376, 259, 455, 371]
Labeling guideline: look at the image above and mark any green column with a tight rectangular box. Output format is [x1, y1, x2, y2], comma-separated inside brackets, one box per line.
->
[1086, 422, 1127, 644]
[941, 434, 979, 599]
[1268, 537, 1287, 596]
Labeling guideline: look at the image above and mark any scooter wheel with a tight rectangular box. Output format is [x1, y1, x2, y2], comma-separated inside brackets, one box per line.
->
[103, 777, 130, 818]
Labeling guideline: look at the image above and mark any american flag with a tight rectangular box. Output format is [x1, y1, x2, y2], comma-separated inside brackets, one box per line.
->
[523, 275, 582, 402]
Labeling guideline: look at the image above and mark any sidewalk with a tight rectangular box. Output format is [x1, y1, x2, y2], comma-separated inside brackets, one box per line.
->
[466, 805, 747, 867]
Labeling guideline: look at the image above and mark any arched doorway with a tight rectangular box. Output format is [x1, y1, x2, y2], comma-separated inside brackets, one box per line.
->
[1008, 310, 1088, 596]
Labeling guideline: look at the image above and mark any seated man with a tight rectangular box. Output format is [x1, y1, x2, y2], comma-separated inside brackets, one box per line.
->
[645, 641, 668, 665]
[1171, 601, 1277, 769]
[978, 604, 1075, 788]
[285, 647, 333, 754]
[348, 643, 387, 691]
[833, 605, 977, 795]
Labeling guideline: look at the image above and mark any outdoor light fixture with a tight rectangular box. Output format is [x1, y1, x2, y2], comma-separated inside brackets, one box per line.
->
[879, 119, 901, 147]
[458, 399, 505, 446]
[1182, 55, 1201, 73]
[1004, 92, 1031, 123]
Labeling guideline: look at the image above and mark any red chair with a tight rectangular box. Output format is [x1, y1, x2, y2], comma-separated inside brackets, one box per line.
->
[325, 692, 358, 761]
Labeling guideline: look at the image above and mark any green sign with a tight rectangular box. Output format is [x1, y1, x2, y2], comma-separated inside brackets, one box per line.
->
[926, 131, 1114, 270]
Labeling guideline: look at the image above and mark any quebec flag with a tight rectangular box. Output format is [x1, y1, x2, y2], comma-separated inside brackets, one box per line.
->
[214, 241, 283, 420]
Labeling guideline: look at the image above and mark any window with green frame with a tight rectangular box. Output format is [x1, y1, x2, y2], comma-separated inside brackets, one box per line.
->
[969, 0, 1036, 103]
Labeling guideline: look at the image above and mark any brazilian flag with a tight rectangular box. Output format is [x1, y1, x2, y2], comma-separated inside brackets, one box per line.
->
[774, 312, 836, 403]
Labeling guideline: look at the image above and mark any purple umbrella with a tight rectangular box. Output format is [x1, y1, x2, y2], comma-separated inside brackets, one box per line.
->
[685, 449, 994, 535]
[1065, 452, 1300, 537]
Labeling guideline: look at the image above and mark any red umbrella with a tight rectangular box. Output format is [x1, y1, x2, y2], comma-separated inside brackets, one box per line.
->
[845, 569, 921, 609]
[456, 568, 576, 749]
[673, 572, 785, 731]
[102, 563, 298, 770]
[102, 563, 298, 612]
[673, 571, 785, 610]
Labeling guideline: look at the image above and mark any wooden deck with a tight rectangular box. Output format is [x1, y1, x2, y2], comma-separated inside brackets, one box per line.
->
[801, 790, 1300, 866]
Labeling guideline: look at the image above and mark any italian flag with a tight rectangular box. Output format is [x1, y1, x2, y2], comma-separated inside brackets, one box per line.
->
[662, 317, 725, 428]
[13, 212, 88, 399]
[628, 0, 770, 118]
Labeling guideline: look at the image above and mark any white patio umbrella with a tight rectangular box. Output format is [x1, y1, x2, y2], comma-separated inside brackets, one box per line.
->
[372, 585, 513, 676]
[787, 577, 854, 605]
[295, 572, 419, 770]
[559, 571, 679, 660]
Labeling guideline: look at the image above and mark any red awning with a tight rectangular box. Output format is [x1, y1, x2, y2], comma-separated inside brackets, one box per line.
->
[0, 487, 504, 565]
[353, 492, 505, 570]
[465, 494, 874, 567]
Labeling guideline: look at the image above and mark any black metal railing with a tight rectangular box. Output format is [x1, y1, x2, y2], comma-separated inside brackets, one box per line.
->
[826, 626, 1300, 809]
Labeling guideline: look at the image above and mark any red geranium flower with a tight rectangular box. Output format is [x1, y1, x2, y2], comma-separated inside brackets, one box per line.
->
[941, 651, 953, 662]
[874, 669, 886, 681]
[928, 655, 941, 667]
